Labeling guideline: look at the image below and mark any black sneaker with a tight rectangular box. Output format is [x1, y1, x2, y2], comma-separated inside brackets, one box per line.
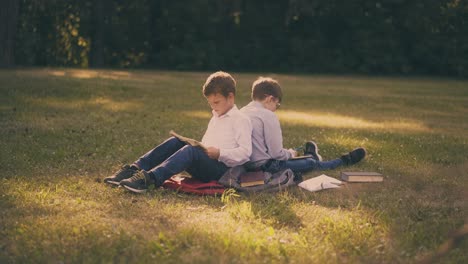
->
[304, 141, 323, 161]
[341, 148, 366, 166]
[104, 165, 138, 186]
[120, 170, 155, 193]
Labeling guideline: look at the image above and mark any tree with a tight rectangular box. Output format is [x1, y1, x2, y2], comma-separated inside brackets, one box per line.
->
[0, 0, 20, 67]
[90, 0, 105, 67]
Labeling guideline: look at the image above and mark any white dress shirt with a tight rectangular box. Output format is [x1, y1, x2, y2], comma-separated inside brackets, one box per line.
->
[240, 101, 292, 162]
[202, 105, 252, 167]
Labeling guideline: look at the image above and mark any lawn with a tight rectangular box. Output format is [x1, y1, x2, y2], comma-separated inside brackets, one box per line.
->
[0, 69, 467, 263]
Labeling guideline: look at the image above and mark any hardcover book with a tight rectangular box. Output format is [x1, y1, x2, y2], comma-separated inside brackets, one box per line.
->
[239, 171, 265, 187]
[340, 171, 383, 182]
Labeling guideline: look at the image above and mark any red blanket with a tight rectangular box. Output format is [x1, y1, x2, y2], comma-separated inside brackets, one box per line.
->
[162, 176, 226, 195]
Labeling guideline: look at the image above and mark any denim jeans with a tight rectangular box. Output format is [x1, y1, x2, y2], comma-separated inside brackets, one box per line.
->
[262, 158, 343, 174]
[133, 137, 228, 186]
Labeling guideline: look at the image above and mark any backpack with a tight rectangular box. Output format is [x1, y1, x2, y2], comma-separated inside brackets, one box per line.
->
[218, 165, 296, 193]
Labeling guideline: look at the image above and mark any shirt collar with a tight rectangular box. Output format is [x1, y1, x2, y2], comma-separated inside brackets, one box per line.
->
[247, 101, 265, 109]
[212, 105, 239, 118]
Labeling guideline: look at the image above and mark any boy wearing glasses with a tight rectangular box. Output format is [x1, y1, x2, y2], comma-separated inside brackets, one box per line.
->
[240, 77, 366, 176]
[104, 71, 252, 193]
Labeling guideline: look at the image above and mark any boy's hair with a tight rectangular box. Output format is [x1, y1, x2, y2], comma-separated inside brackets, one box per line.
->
[251, 77, 283, 102]
[203, 71, 236, 97]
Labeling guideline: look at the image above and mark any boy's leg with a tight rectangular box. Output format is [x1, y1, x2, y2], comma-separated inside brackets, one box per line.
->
[133, 137, 186, 171]
[120, 145, 228, 192]
[185, 153, 229, 182]
[263, 148, 366, 174]
[104, 137, 185, 185]
[148, 145, 228, 185]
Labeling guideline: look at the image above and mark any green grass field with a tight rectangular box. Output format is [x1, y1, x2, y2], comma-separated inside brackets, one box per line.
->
[1, 69, 467, 263]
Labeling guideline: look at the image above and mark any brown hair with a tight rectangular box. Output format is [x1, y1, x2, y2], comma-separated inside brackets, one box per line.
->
[251, 77, 283, 102]
[202, 71, 236, 97]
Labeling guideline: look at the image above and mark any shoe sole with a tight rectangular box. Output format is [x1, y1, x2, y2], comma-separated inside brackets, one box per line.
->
[315, 153, 323, 162]
[104, 180, 121, 186]
[306, 142, 323, 161]
[122, 184, 147, 193]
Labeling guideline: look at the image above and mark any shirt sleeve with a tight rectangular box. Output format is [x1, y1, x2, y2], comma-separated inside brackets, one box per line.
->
[218, 116, 252, 167]
[262, 113, 292, 160]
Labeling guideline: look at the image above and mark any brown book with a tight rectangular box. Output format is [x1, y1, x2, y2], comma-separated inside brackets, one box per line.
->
[169, 130, 207, 151]
[240, 171, 265, 187]
[340, 171, 383, 182]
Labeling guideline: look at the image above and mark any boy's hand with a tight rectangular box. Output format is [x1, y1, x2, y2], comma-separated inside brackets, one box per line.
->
[205, 147, 220, 159]
[287, 148, 297, 158]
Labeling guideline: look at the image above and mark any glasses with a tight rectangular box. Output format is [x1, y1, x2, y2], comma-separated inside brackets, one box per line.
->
[265, 94, 281, 109]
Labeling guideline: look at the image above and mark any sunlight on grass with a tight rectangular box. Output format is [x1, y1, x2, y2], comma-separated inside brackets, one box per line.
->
[29, 96, 138, 112]
[183, 110, 430, 133]
[48, 69, 131, 80]
[1, 175, 393, 263]
[277, 110, 430, 132]
[2, 69, 467, 263]
[182, 111, 211, 120]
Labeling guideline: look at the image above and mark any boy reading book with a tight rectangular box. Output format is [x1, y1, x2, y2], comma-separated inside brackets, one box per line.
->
[240, 77, 366, 177]
[104, 71, 252, 193]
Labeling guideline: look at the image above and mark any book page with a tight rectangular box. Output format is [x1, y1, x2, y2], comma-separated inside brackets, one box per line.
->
[298, 174, 342, 192]
[170, 130, 207, 150]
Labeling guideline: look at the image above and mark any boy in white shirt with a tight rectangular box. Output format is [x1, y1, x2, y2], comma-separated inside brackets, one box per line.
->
[241, 77, 365, 176]
[105, 71, 252, 193]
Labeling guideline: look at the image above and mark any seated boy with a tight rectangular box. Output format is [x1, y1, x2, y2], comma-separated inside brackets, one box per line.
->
[240, 77, 366, 176]
[104, 71, 252, 193]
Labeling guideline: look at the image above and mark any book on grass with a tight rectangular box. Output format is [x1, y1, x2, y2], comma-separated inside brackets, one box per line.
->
[340, 171, 383, 182]
[239, 171, 265, 187]
[169, 130, 207, 150]
[298, 174, 343, 192]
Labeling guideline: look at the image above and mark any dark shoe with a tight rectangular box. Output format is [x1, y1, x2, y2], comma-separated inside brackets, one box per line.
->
[104, 165, 138, 186]
[293, 172, 303, 183]
[341, 148, 366, 166]
[304, 141, 323, 161]
[120, 170, 155, 193]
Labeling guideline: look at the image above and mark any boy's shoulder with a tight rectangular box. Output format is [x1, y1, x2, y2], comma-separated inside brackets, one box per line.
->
[241, 103, 273, 115]
[236, 109, 252, 123]
[230, 106, 251, 122]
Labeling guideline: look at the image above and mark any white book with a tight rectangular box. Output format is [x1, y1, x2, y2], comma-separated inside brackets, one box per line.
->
[298, 174, 343, 192]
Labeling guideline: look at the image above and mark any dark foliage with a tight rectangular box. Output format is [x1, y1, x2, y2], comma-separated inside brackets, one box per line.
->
[4, 0, 468, 76]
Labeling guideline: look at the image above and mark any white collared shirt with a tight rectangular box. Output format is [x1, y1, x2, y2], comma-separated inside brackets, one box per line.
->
[202, 105, 252, 167]
[240, 101, 292, 162]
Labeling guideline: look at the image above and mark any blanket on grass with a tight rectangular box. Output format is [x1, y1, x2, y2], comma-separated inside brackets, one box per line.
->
[162, 176, 225, 195]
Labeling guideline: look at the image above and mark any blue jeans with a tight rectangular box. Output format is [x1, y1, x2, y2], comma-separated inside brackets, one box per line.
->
[262, 158, 343, 174]
[133, 137, 228, 186]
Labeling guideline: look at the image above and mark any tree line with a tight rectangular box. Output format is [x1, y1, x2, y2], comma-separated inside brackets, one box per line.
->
[1, 0, 467, 77]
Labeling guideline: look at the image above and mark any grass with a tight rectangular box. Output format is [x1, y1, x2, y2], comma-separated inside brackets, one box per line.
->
[0, 68, 467, 263]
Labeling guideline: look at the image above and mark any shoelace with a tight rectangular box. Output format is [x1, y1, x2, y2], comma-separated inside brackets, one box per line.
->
[115, 165, 129, 174]
[127, 171, 145, 182]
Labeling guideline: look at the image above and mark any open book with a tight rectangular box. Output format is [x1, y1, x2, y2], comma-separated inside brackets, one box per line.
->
[169, 130, 207, 150]
[298, 174, 343, 192]
[291, 155, 313, 160]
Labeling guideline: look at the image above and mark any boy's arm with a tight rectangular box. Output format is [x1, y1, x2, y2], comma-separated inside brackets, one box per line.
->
[263, 115, 292, 160]
[218, 117, 252, 167]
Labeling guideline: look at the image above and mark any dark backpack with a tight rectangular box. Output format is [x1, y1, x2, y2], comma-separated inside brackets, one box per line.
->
[218, 165, 296, 193]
